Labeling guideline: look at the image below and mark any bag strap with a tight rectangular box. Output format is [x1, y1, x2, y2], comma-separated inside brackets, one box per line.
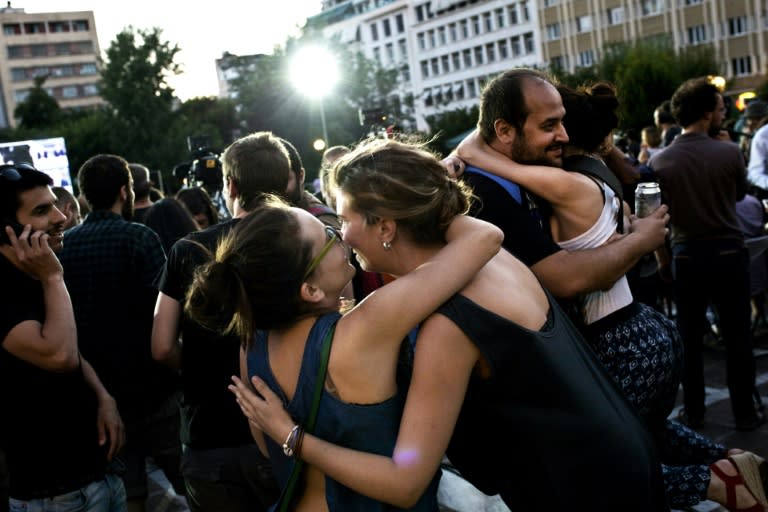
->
[276, 320, 336, 512]
[562, 155, 625, 233]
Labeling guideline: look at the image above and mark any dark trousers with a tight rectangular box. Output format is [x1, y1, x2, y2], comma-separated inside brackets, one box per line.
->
[672, 240, 758, 421]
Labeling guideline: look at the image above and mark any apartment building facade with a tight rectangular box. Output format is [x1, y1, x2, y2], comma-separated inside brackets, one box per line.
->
[309, 0, 766, 132]
[0, 6, 102, 128]
[541, 0, 767, 95]
[310, 0, 541, 131]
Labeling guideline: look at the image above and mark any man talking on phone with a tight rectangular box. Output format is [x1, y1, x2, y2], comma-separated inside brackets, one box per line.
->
[0, 163, 126, 511]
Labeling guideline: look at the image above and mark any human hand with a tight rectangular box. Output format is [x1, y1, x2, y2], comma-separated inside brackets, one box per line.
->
[454, 129, 484, 163]
[229, 375, 296, 443]
[440, 154, 465, 179]
[628, 204, 670, 253]
[96, 394, 125, 461]
[6, 225, 63, 283]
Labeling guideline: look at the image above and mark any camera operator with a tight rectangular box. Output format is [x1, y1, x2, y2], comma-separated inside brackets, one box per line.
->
[172, 136, 231, 222]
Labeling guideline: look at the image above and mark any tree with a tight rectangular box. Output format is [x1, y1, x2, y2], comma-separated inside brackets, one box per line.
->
[98, 26, 184, 171]
[14, 75, 61, 129]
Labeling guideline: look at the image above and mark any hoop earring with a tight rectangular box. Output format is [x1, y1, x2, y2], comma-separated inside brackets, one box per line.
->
[382, 241, 392, 251]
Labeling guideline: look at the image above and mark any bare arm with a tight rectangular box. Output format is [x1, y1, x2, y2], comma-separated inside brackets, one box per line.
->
[152, 292, 182, 369]
[81, 356, 124, 460]
[455, 129, 592, 206]
[1, 225, 78, 371]
[531, 205, 670, 298]
[342, 215, 502, 353]
[230, 314, 477, 508]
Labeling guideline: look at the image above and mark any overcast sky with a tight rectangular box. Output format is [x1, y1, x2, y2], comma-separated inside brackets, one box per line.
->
[19, 0, 323, 100]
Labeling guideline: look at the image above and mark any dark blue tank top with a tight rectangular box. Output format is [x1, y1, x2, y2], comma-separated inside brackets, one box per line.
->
[247, 312, 439, 511]
[436, 293, 669, 511]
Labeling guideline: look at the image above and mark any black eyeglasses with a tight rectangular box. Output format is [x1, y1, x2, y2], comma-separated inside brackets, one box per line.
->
[0, 163, 36, 182]
[303, 225, 344, 281]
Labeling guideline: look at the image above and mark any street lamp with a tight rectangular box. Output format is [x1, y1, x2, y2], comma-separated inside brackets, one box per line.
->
[289, 46, 339, 146]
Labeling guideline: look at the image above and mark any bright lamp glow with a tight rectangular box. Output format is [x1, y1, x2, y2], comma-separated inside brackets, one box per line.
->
[313, 138, 327, 151]
[290, 46, 339, 99]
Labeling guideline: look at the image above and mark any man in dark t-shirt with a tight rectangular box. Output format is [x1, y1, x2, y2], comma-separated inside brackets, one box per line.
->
[0, 164, 124, 508]
[153, 132, 288, 510]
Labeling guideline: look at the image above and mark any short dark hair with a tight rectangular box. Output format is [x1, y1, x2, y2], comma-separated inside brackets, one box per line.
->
[221, 132, 290, 210]
[278, 138, 304, 180]
[558, 81, 619, 154]
[655, 100, 675, 125]
[478, 68, 553, 142]
[176, 187, 218, 227]
[128, 163, 152, 200]
[78, 154, 131, 211]
[671, 77, 720, 128]
[0, 165, 52, 221]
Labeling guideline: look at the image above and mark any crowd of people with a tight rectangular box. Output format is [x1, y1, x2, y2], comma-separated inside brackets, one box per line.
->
[1, 67, 768, 512]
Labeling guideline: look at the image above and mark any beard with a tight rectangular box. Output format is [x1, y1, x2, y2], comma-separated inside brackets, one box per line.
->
[510, 133, 562, 167]
[708, 122, 723, 138]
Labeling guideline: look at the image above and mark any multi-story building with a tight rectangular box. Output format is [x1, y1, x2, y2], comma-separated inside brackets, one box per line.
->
[541, 0, 767, 95]
[0, 6, 102, 128]
[308, 0, 541, 131]
[307, 0, 767, 132]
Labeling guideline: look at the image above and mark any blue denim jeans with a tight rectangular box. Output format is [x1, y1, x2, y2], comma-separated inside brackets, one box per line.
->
[9, 474, 126, 512]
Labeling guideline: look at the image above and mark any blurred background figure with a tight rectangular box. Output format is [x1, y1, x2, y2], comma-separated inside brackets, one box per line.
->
[638, 125, 663, 165]
[130, 162, 154, 224]
[176, 187, 218, 230]
[52, 186, 82, 230]
[144, 197, 199, 254]
[317, 145, 350, 209]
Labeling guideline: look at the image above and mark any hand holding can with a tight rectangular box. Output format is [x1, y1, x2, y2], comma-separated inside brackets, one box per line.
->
[635, 182, 661, 218]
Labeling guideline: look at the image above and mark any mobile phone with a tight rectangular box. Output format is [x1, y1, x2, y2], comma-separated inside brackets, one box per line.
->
[0, 218, 25, 245]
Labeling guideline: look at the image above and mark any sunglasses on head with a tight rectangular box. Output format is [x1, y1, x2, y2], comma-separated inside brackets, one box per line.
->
[303, 225, 344, 281]
[0, 162, 37, 182]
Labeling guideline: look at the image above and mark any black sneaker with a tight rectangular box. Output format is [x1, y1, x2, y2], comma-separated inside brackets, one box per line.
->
[735, 411, 766, 432]
[677, 409, 704, 429]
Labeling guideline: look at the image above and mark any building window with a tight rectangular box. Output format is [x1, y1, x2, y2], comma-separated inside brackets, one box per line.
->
[32, 66, 49, 78]
[398, 39, 407, 61]
[684, 0, 702, 4]
[441, 54, 450, 72]
[62, 86, 78, 98]
[431, 58, 439, 75]
[460, 19, 469, 38]
[455, 83, 465, 100]
[3, 23, 21, 35]
[7, 46, 23, 59]
[471, 16, 480, 35]
[687, 25, 707, 44]
[395, 14, 404, 33]
[428, 30, 436, 47]
[72, 20, 89, 31]
[578, 49, 595, 67]
[385, 43, 394, 65]
[576, 15, 592, 33]
[400, 64, 410, 82]
[641, 0, 663, 16]
[521, 1, 530, 21]
[550, 55, 564, 70]
[543, 0, 559, 6]
[474, 46, 484, 65]
[452, 51, 461, 70]
[728, 16, 747, 35]
[33, 45, 48, 57]
[371, 23, 379, 41]
[83, 84, 98, 96]
[496, 8, 505, 28]
[508, 4, 518, 24]
[373, 47, 381, 65]
[498, 40, 509, 59]
[417, 32, 426, 50]
[383, 18, 391, 37]
[415, 4, 425, 22]
[48, 21, 70, 33]
[732, 56, 752, 76]
[448, 23, 457, 41]
[484, 12, 493, 32]
[607, 7, 624, 25]
[546, 23, 561, 40]
[421, 60, 429, 78]
[14, 90, 29, 103]
[24, 22, 45, 34]
[438, 26, 446, 45]
[463, 48, 472, 67]
[510, 36, 522, 57]
[467, 79, 477, 98]
[486, 43, 496, 62]
[524, 32, 534, 54]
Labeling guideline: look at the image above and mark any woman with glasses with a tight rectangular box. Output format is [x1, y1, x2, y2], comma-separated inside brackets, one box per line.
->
[184, 154, 503, 512]
[222, 138, 672, 512]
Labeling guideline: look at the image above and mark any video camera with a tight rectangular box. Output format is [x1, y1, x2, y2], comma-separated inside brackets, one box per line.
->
[173, 135, 223, 190]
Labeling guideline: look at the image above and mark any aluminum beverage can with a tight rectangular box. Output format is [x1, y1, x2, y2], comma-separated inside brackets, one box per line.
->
[635, 182, 661, 218]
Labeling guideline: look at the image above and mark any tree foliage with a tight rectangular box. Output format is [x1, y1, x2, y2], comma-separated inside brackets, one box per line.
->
[14, 76, 61, 129]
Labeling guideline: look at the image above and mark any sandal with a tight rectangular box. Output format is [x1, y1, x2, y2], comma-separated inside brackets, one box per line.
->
[710, 454, 768, 511]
